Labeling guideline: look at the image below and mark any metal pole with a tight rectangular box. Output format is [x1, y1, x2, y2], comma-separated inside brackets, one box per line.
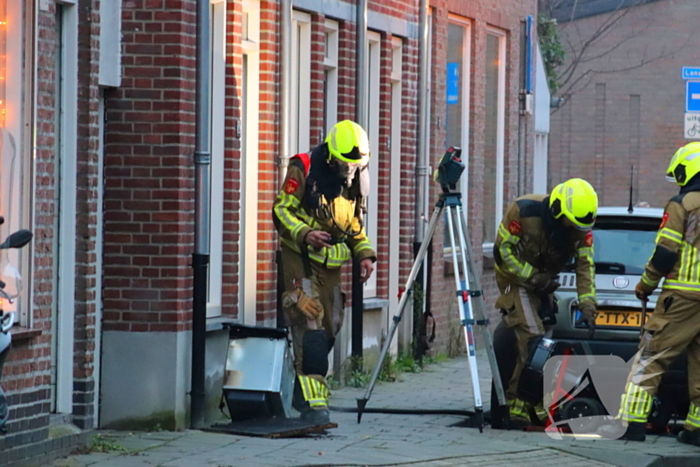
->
[280, 0, 292, 180]
[352, 0, 368, 370]
[413, 0, 430, 361]
[191, 0, 211, 430]
[415, 0, 429, 242]
[355, 0, 368, 129]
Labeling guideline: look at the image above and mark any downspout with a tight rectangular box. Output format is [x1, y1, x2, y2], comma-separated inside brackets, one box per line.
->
[352, 0, 368, 368]
[415, 0, 429, 244]
[414, 0, 430, 361]
[191, 0, 212, 429]
[277, 0, 293, 329]
[280, 0, 292, 180]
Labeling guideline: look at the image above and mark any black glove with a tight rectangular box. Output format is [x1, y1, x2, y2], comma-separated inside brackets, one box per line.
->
[528, 272, 560, 295]
[635, 281, 654, 301]
[576, 303, 597, 338]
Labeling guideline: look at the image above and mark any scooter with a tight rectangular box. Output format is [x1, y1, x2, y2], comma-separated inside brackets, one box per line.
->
[0, 226, 34, 434]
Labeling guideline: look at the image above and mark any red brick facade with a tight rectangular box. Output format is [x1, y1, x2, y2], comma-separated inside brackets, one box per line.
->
[2, 0, 539, 463]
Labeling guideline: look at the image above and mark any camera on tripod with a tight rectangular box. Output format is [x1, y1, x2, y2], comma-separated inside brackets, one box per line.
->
[434, 147, 465, 193]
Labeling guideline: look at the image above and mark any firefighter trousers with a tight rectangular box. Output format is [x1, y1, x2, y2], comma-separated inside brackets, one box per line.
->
[281, 245, 345, 412]
[495, 280, 547, 419]
[619, 290, 700, 431]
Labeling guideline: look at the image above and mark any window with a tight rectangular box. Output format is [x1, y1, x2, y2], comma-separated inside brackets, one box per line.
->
[364, 31, 381, 299]
[322, 20, 338, 140]
[239, 0, 260, 325]
[444, 17, 471, 248]
[207, 0, 226, 318]
[0, 0, 32, 327]
[388, 37, 403, 316]
[445, 18, 471, 196]
[483, 29, 506, 244]
[291, 11, 311, 154]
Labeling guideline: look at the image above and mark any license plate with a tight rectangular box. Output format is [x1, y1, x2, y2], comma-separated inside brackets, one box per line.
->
[595, 310, 651, 328]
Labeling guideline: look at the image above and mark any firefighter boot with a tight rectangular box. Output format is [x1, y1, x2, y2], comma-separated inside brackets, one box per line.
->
[598, 420, 646, 442]
[678, 429, 700, 447]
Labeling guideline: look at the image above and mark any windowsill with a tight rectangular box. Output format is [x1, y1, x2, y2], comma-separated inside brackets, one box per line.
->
[10, 326, 42, 341]
[363, 298, 390, 311]
[206, 316, 238, 333]
[482, 242, 495, 259]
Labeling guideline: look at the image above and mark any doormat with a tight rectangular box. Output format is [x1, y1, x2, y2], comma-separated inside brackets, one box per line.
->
[204, 418, 338, 439]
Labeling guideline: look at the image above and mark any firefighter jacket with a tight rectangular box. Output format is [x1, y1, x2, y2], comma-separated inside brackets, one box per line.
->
[272, 147, 376, 269]
[641, 188, 700, 299]
[493, 194, 596, 307]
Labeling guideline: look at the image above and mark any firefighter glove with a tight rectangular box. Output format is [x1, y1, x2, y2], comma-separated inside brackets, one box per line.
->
[576, 303, 597, 326]
[529, 272, 560, 295]
[635, 281, 654, 301]
[293, 289, 324, 320]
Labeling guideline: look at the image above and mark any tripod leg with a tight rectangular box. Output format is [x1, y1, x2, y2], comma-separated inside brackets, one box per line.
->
[446, 205, 484, 431]
[357, 201, 444, 423]
[456, 205, 508, 411]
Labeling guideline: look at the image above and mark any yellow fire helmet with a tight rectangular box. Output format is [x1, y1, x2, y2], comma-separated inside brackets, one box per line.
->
[666, 142, 700, 186]
[549, 178, 598, 230]
[325, 120, 370, 167]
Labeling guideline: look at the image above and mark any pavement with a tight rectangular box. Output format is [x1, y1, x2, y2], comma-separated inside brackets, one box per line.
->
[50, 353, 700, 467]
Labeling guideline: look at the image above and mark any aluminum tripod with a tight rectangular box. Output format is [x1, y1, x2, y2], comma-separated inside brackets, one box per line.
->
[356, 191, 508, 432]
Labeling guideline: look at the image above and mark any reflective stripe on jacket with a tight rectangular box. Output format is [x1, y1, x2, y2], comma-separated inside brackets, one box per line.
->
[641, 192, 700, 298]
[272, 154, 376, 268]
[493, 194, 596, 307]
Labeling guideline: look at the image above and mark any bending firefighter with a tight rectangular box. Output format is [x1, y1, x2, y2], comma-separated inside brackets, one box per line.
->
[599, 142, 700, 445]
[272, 120, 377, 424]
[494, 178, 599, 427]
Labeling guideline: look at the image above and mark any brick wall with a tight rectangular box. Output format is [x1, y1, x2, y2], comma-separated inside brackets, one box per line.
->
[255, 0, 281, 323]
[73, 0, 101, 430]
[425, 0, 538, 356]
[2, 1, 59, 455]
[103, 0, 197, 333]
[548, 0, 695, 207]
[3, 0, 98, 461]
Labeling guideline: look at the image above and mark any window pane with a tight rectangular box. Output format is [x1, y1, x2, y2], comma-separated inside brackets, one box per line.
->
[483, 34, 500, 243]
[445, 23, 463, 149]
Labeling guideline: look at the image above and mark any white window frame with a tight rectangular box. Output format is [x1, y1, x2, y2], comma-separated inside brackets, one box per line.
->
[291, 10, 311, 154]
[447, 15, 471, 214]
[322, 19, 338, 140]
[55, 0, 78, 415]
[364, 30, 381, 299]
[240, 0, 260, 325]
[484, 27, 506, 247]
[388, 37, 402, 333]
[443, 16, 471, 253]
[534, 133, 548, 193]
[207, 0, 226, 318]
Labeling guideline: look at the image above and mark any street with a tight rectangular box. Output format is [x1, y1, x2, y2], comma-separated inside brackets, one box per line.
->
[49, 353, 699, 467]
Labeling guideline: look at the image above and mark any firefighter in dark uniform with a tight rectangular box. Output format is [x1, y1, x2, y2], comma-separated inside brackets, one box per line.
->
[494, 178, 599, 427]
[599, 142, 700, 445]
[272, 120, 376, 423]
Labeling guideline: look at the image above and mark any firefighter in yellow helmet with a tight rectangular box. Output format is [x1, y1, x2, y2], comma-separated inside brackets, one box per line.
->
[493, 178, 598, 428]
[272, 120, 376, 423]
[598, 142, 700, 444]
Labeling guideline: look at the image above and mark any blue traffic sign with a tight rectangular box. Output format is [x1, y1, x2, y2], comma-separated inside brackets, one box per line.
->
[687, 81, 700, 112]
[683, 67, 700, 80]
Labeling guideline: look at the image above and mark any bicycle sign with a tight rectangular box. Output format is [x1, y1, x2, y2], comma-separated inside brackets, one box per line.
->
[685, 113, 700, 139]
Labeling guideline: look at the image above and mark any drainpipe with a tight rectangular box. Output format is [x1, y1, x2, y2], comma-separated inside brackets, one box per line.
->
[414, 0, 430, 361]
[280, 0, 292, 181]
[277, 0, 293, 329]
[191, 0, 212, 430]
[352, 0, 368, 369]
